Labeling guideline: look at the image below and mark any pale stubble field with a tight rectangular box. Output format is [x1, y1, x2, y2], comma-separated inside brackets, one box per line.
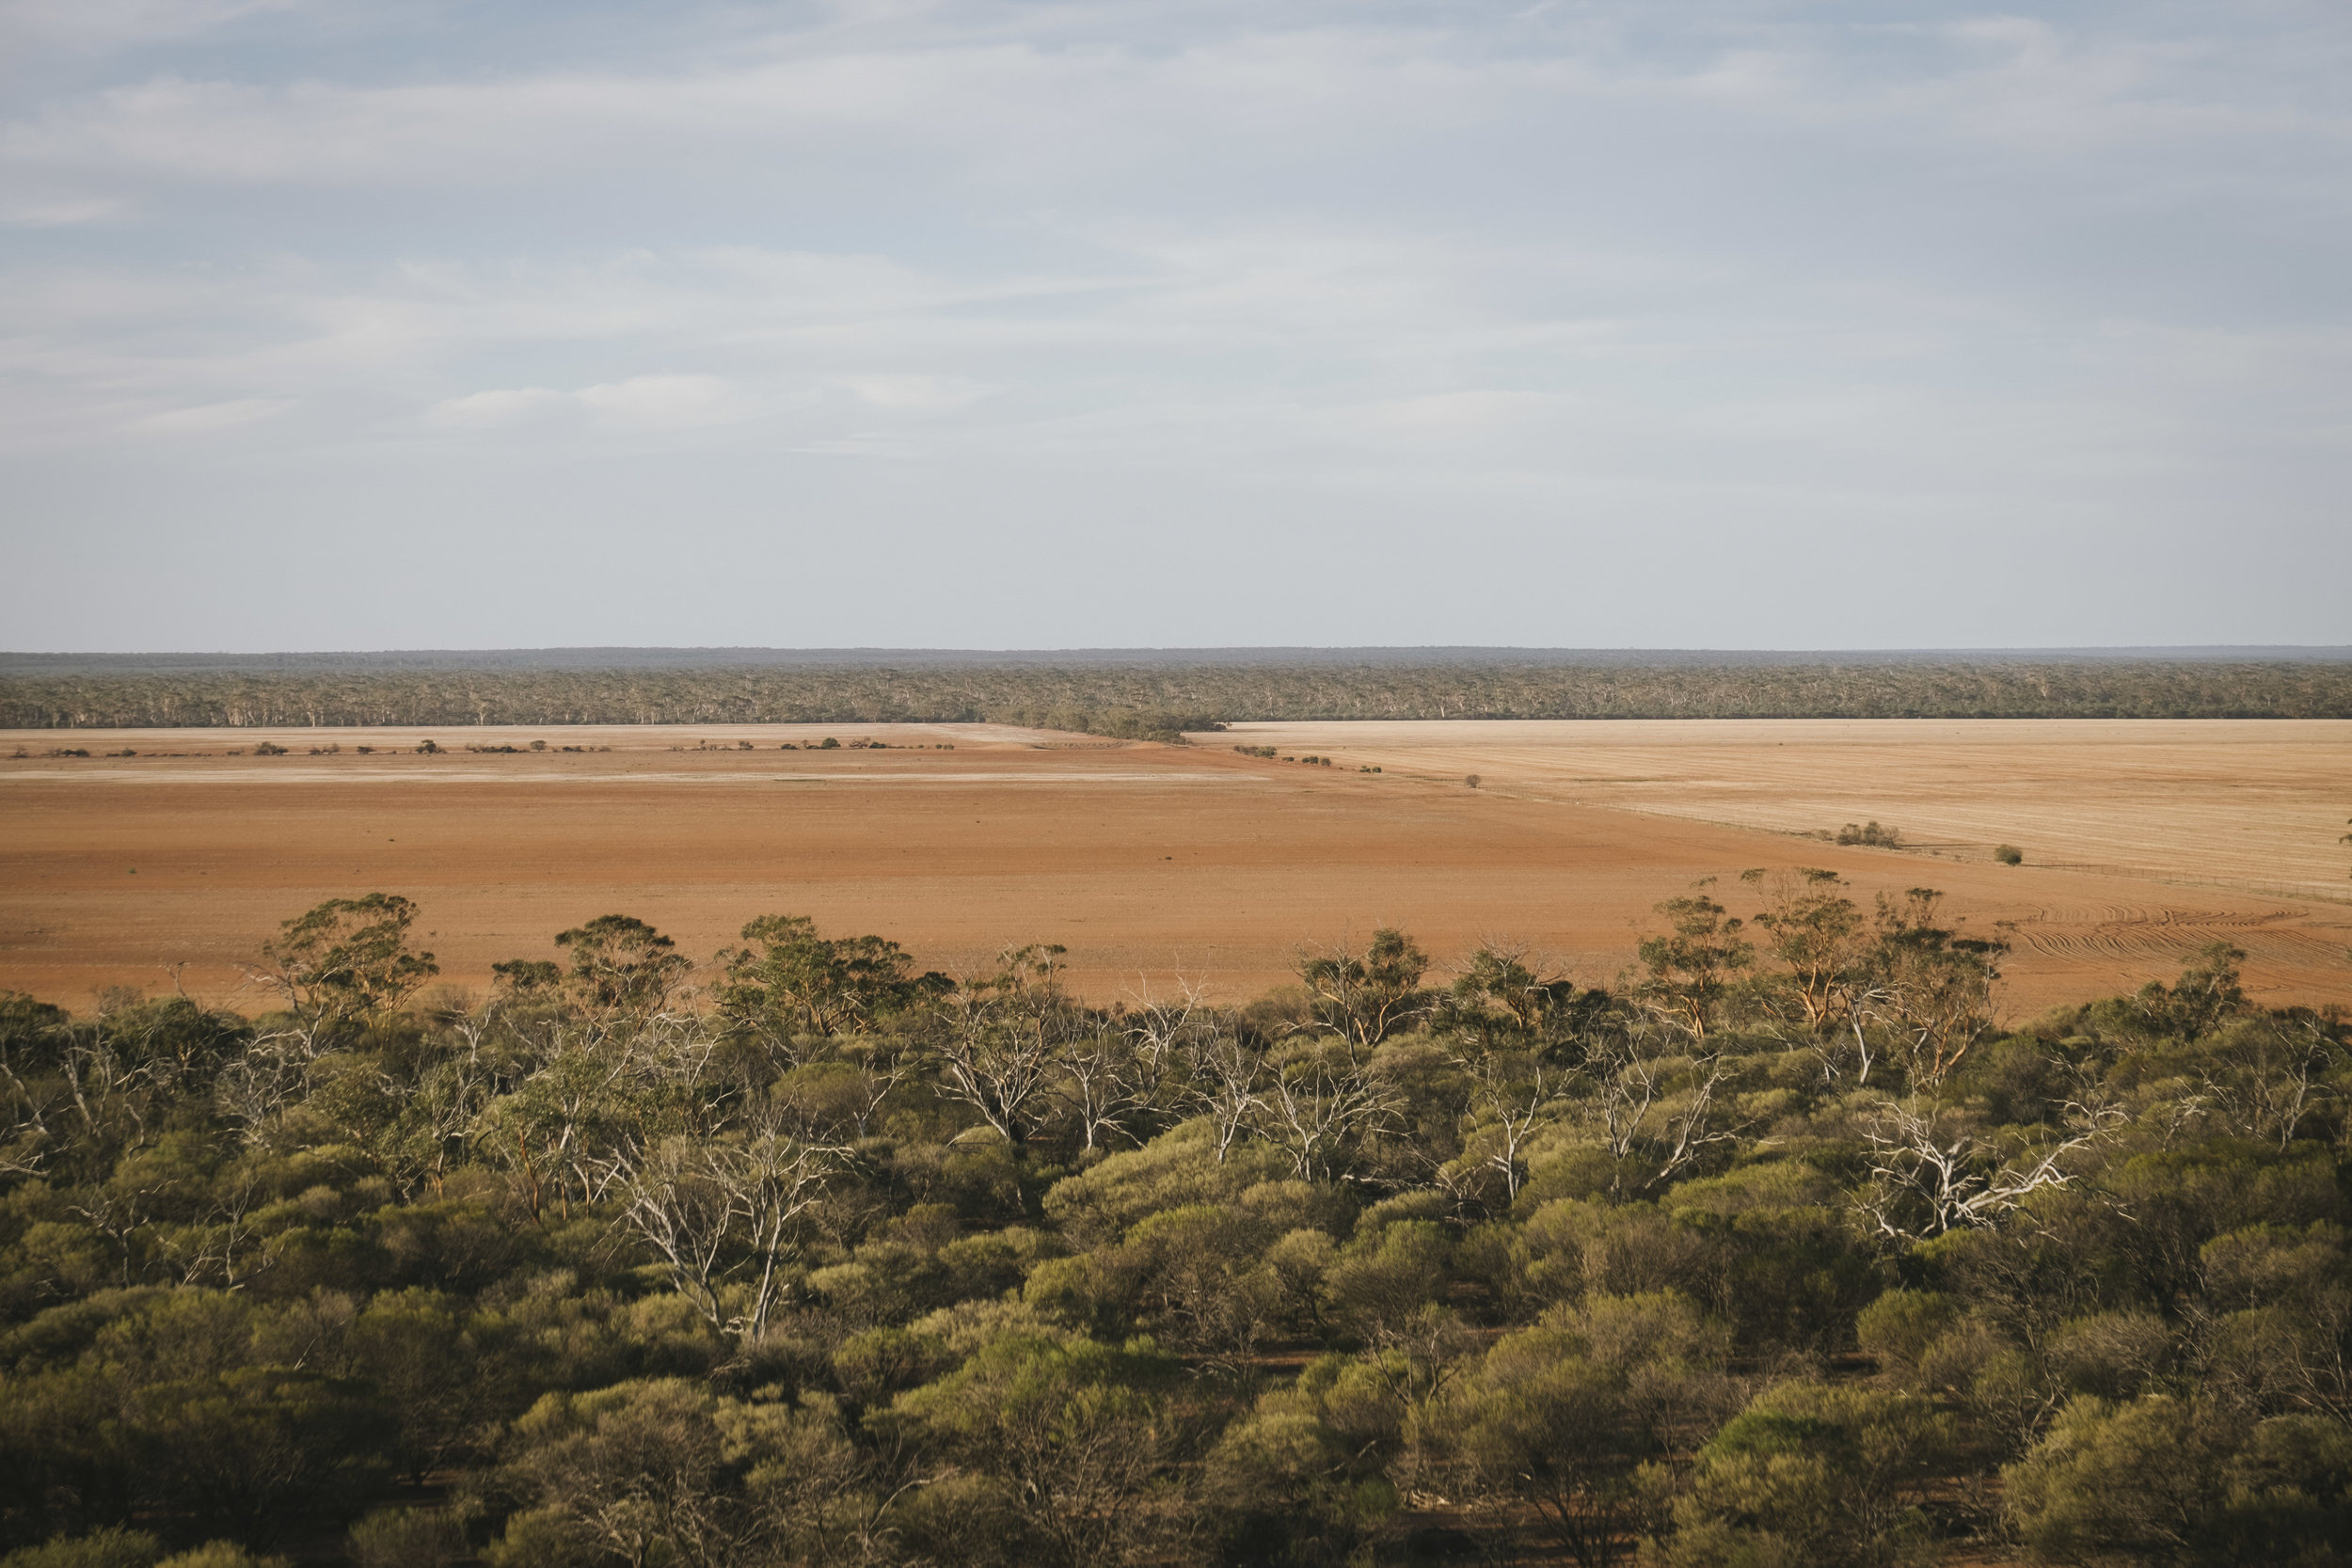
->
[2, 718, 2346, 1018]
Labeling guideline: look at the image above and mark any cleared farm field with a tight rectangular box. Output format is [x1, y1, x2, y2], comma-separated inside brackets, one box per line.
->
[3, 720, 2347, 1016]
[1221, 719, 2352, 896]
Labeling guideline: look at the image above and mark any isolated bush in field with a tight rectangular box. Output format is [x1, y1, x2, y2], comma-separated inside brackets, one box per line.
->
[1836, 819, 1903, 847]
[1995, 844, 2025, 864]
[1465, 773, 1481, 788]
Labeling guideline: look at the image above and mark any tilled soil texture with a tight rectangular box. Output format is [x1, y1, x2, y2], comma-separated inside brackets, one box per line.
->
[2, 719, 2347, 1016]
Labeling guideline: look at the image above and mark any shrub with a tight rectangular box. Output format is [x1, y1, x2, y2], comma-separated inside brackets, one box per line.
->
[0, 1527, 165, 1568]
[155, 1548, 290, 1568]
[1994, 844, 2024, 864]
[1662, 1381, 1958, 1566]
[1856, 1290, 1962, 1382]
[348, 1508, 469, 1568]
[2005, 1395, 2352, 1565]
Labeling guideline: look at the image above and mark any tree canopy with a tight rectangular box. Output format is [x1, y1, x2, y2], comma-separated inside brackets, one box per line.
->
[1, 890, 2347, 1565]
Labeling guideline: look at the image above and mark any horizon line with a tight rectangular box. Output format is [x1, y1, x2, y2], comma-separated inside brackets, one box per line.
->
[9, 642, 2352, 661]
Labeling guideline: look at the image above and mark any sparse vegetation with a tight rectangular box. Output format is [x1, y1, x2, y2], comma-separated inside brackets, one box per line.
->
[1837, 819, 1904, 848]
[1994, 844, 2024, 865]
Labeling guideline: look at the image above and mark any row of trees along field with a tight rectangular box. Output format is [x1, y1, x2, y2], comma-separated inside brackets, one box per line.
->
[7, 659, 2352, 732]
[4, 877, 2350, 1567]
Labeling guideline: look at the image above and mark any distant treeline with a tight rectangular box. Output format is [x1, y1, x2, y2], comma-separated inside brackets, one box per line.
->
[5, 659, 2350, 734]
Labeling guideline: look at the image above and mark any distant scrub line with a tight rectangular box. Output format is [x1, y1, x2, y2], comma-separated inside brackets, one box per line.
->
[5, 659, 2351, 734]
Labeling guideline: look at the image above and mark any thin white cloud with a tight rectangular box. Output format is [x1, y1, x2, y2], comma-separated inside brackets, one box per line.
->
[424, 386, 569, 430]
[576, 372, 739, 429]
[132, 394, 293, 433]
[843, 374, 988, 411]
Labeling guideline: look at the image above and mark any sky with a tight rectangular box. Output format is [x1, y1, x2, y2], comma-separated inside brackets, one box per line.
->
[2, 0, 2347, 653]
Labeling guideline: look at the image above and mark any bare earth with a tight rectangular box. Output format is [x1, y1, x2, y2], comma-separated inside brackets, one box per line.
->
[2, 719, 2347, 1019]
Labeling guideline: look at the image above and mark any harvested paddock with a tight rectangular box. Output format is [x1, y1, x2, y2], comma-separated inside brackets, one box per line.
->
[2, 719, 2347, 1016]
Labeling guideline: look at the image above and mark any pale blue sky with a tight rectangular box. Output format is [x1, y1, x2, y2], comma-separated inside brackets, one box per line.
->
[3, 1, 2347, 650]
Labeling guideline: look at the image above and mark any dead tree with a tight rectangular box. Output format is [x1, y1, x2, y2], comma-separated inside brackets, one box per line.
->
[1858, 1094, 2123, 1240]
[605, 1131, 840, 1341]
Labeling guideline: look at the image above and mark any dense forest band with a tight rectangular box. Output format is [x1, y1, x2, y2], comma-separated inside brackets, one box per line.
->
[8, 659, 2352, 735]
[1, 878, 2348, 1566]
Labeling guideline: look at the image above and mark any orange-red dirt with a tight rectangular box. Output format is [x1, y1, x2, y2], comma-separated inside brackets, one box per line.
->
[2, 720, 2346, 1019]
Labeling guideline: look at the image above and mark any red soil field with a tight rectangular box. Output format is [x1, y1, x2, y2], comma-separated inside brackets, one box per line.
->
[2, 720, 2346, 1020]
